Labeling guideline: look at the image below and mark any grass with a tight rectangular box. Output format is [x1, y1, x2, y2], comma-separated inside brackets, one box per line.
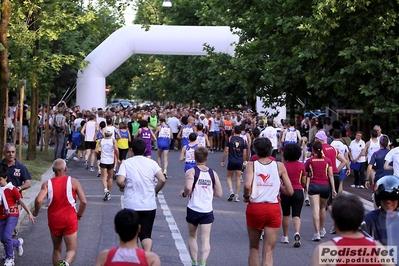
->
[17, 146, 55, 181]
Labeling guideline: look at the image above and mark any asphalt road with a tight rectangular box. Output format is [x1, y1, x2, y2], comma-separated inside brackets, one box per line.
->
[14, 150, 372, 266]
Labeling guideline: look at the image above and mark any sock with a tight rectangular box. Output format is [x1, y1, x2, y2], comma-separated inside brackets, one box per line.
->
[230, 190, 234, 195]
[104, 188, 108, 193]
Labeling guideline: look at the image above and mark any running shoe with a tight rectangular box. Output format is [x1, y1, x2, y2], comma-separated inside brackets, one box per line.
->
[234, 195, 240, 202]
[113, 171, 117, 180]
[228, 192, 234, 202]
[103, 191, 110, 201]
[97, 172, 101, 177]
[17, 238, 23, 256]
[359, 185, 365, 189]
[281, 236, 289, 244]
[350, 184, 356, 188]
[304, 197, 310, 206]
[85, 161, 88, 170]
[293, 233, 301, 248]
[312, 233, 321, 241]
[320, 228, 326, 238]
[329, 226, 336, 234]
[90, 167, 94, 172]
[3, 258, 14, 266]
[58, 260, 70, 266]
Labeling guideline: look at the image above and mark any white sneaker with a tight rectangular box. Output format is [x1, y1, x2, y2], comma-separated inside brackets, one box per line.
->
[320, 228, 326, 238]
[281, 236, 289, 244]
[350, 184, 356, 188]
[17, 238, 23, 256]
[329, 226, 336, 234]
[234, 195, 240, 202]
[304, 197, 310, 206]
[312, 233, 321, 241]
[3, 257, 14, 266]
[359, 185, 365, 189]
[293, 233, 301, 248]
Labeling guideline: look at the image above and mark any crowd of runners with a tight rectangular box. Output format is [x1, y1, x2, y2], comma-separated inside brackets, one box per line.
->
[2, 101, 399, 266]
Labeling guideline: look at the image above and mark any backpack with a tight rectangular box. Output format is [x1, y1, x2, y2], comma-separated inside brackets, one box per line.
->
[72, 131, 82, 147]
[192, 166, 215, 190]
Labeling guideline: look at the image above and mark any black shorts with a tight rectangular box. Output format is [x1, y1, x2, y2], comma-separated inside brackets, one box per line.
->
[308, 183, 331, 199]
[119, 148, 128, 160]
[85, 141, 96, 150]
[129, 141, 133, 149]
[186, 207, 214, 226]
[208, 132, 215, 137]
[136, 209, 156, 241]
[172, 133, 178, 140]
[96, 152, 101, 160]
[227, 161, 242, 171]
[100, 163, 114, 169]
[280, 189, 304, 217]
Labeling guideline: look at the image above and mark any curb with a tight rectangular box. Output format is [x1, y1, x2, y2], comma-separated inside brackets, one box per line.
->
[18, 150, 76, 228]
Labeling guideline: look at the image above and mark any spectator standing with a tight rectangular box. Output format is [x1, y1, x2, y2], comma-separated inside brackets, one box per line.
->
[52, 105, 66, 160]
[349, 131, 367, 189]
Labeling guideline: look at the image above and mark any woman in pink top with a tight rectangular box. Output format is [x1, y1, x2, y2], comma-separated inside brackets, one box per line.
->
[305, 141, 336, 241]
[281, 144, 307, 247]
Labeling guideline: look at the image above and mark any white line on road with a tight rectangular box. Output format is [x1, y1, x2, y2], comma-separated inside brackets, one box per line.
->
[157, 192, 191, 266]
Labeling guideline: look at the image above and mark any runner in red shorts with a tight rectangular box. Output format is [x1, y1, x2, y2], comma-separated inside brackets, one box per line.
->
[33, 159, 87, 266]
[243, 138, 293, 266]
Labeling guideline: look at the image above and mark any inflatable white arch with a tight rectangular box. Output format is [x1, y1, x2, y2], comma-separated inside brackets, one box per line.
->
[76, 25, 238, 110]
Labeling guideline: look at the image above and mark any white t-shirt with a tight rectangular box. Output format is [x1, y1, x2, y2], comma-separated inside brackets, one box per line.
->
[74, 118, 84, 131]
[330, 140, 348, 169]
[168, 117, 180, 133]
[208, 117, 215, 132]
[385, 147, 399, 177]
[349, 139, 366, 163]
[118, 156, 162, 211]
[260, 126, 278, 150]
[100, 138, 115, 164]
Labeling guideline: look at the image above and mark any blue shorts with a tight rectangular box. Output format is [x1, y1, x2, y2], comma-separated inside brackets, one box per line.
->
[339, 169, 346, 181]
[157, 143, 170, 151]
[184, 162, 196, 173]
[186, 207, 214, 226]
[308, 183, 331, 199]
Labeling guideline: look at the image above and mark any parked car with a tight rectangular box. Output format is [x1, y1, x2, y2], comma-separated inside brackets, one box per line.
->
[140, 101, 155, 108]
[106, 99, 133, 109]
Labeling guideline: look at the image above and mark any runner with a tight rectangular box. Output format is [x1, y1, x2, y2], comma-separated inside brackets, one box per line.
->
[179, 133, 198, 173]
[135, 120, 157, 159]
[155, 117, 172, 177]
[81, 114, 98, 172]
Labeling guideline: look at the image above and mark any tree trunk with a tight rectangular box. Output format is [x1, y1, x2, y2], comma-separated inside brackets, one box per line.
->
[0, 0, 11, 149]
[27, 76, 38, 160]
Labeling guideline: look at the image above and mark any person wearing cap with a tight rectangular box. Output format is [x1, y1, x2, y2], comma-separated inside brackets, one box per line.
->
[349, 131, 367, 189]
[95, 127, 119, 201]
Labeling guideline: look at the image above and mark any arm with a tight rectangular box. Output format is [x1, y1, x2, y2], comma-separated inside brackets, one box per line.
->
[181, 168, 195, 197]
[20, 179, 31, 191]
[151, 130, 157, 141]
[80, 122, 86, 135]
[327, 166, 336, 198]
[33, 182, 48, 217]
[221, 146, 229, 167]
[300, 169, 307, 188]
[336, 152, 349, 173]
[243, 162, 254, 201]
[212, 171, 223, 198]
[94, 250, 109, 266]
[278, 162, 294, 196]
[365, 163, 373, 189]
[205, 134, 210, 148]
[177, 127, 182, 139]
[72, 178, 87, 219]
[179, 147, 186, 162]
[116, 174, 126, 191]
[384, 160, 393, 171]
[146, 252, 161, 266]
[18, 198, 34, 224]
[154, 170, 166, 194]
[113, 140, 119, 162]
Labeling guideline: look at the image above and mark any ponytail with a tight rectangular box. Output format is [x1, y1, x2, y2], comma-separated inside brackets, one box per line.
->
[312, 141, 323, 158]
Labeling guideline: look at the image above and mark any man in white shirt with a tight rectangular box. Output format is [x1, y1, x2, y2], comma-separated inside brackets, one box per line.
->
[116, 138, 166, 252]
[167, 111, 181, 151]
[384, 146, 399, 178]
[260, 119, 279, 158]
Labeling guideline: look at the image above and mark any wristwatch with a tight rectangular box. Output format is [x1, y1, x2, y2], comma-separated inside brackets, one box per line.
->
[17, 186, 22, 192]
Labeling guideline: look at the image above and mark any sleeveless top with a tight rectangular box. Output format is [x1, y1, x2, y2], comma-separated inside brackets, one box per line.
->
[284, 128, 298, 144]
[214, 119, 221, 132]
[196, 132, 206, 147]
[224, 120, 232, 131]
[47, 176, 77, 227]
[139, 128, 152, 148]
[367, 139, 380, 163]
[240, 132, 248, 144]
[100, 138, 115, 164]
[148, 116, 158, 131]
[331, 236, 382, 266]
[185, 144, 198, 164]
[187, 168, 214, 213]
[104, 247, 148, 266]
[85, 120, 97, 141]
[250, 160, 280, 203]
[182, 125, 193, 146]
[157, 126, 171, 147]
[117, 129, 129, 149]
